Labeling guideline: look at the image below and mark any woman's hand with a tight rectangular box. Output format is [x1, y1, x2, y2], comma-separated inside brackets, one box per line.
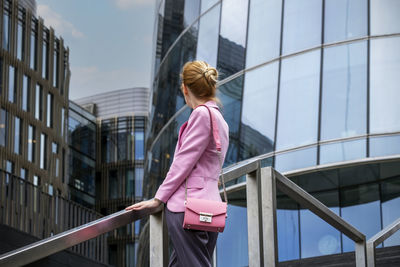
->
[125, 198, 162, 211]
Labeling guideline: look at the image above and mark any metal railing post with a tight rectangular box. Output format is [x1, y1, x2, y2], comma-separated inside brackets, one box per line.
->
[366, 242, 375, 267]
[149, 206, 168, 267]
[355, 241, 367, 267]
[260, 167, 278, 267]
[246, 167, 262, 267]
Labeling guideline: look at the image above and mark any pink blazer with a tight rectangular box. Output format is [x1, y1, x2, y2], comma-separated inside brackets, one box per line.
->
[154, 100, 229, 212]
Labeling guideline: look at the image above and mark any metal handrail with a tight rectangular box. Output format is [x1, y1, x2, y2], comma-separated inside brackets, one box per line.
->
[367, 217, 400, 267]
[0, 205, 163, 267]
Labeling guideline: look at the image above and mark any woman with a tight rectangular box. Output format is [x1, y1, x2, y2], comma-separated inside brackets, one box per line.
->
[125, 60, 229, 266]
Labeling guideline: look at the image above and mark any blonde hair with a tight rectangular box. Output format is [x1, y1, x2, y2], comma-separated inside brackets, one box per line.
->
[180, 61, 219, 103]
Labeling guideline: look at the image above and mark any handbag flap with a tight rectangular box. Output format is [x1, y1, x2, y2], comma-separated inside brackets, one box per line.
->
[185, 198, 227, 216]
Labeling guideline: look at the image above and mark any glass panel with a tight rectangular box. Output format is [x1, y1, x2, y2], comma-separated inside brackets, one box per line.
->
[61, 107, 65, 137]
[17, 21, 24, 61]
[135, 220, 141, 235]
[20, 168, 27, 179]
[47, 93, 53, 127]
[3, 10, 10, 51]
[277, 195, 300, 261]
[48, 184, 53, 196]
[42, 34, 48, 79]
[276, 50, 320, 150]
[381, 178, 400, 247]
[30, 24, 37, 70]
[217, 75, 244, 165]
[196, 3, 220, 67]
[324, 0, 367, 43]
[53, 42, 59, 88]
[8, 65, 15, 103]
[69, 150, 95, 195]
[35, 84, 42, 120]
[246, 0, 282, 67]
[14, 117, 21, 154]
[201, 0, 218, 12]
[68, 109, 96, 159]
[117, 118, 128, 161]
[183, 0, 200, 28]
[240, 62, 278, 160]
[282, 0, 322, 55]
[300, 191, 341, 258]
[52, 142, 58, 154]
[217, 0, 248, 79]
[22, 75, 30, 111]
[109, 170, 118, 199]
[370, 135, 400, 157]
[341, 183, 381, 252]
[135, 167, 144, 198]
[274, 147, 317, 173]
[370, 37, 400, 133]
[28, 125, 35, 162]
[371, 0, 400, 35]
[217, 204, 248, 267]
[135, 130, 144, 160]
[126, 168, 134, 197]
[40, 133, 47, 169]
[321, 41, 367, 140]
[320, 139, 366, 165]
[0, 109, 7, 147]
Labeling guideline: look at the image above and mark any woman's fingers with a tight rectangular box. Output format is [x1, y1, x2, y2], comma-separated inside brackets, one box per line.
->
[125, 199, 161, 211]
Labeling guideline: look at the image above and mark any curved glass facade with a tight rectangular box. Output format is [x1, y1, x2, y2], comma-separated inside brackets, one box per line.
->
[146, 0, 400, 265]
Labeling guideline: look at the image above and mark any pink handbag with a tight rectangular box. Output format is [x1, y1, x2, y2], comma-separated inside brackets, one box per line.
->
[182, 104, 228, 233]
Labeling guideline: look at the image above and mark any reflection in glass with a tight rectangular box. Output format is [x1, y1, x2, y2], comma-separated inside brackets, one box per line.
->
[241, 62, 278, 160]
[28, 125, 35, 162]
[246, 0, 282, 67]
[370, 37, 400, 133]
[40, 133, 47, 169]
[30, 23, 37, 70]
[22, 75, 30, 111]
[217, 204, 248, 267]
[217, 0, 248, 78]
[341, 184, 381, 252]
[8, 65, 15, 103]
[183, 0, 200, 28]
[282, 0, 322, 55]
[17, 21, 24, 61]
[321, 42, 367, 140]
[320, 139, 366, 165]
[371, 0, 400, 35]
[42, 33, 48, 79]
[135, 131, 144, 160]
[201, 0, 218, 12]
[381, 178, 400, 247]
[3, 11, 10, 51]
[277, 195, 299, 261]
[135, 168, 144, 198]
[0, 109, 7, 147]
[276, 50, 320, 150]
[324, 0, 367, 43]
[275, 147, 317, 173]
[14, 117, 21, 154]
[370, 135, 400, 158]
[196, 4, 220, 67]
[217, 75, 244, 165]
[68, 109, 96, 159]
[69, 149, 96, 195]
[300, 191, 341, 258]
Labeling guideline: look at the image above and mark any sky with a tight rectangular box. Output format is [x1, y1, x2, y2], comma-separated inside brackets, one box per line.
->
[36, 0, 156, 100]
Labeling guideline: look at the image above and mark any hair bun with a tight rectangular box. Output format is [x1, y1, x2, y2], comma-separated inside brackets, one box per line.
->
[203, 67, 218, 86]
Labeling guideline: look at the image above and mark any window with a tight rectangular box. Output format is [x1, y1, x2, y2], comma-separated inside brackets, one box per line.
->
[20, 168, 27, 179]
[14, 116, 22, 154]
[8, 65, 16, 103]
[0, 108, 7, 147]
[61, 107, 65, 137]
[30, 20, 37, 70]
[35, 84, 43, 120]
[371, 0, 400, 35]
[134, 130, 144, 160]
[17, 10, 25, 61]
[22, 75, 30, 111]
[126, 168, 134, 197]
[3, 3, 10, 51]
[135, 168, 144, 198]
[109, 170, 118, 199]
[42, 31, 49, 79]
[47, 93, 53, 127]
[40, 133, 47, 169]
[53, 41, 59, 88]
[28, 125, 35, 162]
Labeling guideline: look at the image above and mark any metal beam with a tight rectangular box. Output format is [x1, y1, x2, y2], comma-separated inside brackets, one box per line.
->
[246, 169, 261, 267]
[273, 169, 365, 243]
[222, 158, 259, 184]
[0, 206, 163, 267]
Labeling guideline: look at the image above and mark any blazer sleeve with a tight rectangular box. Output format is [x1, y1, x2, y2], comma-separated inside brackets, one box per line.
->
[154, 106, 211, 203]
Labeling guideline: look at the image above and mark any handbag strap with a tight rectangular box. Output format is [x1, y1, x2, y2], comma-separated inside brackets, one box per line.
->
[184, 104, 228, 204]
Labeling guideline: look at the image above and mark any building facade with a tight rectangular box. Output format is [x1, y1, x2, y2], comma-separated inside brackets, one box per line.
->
[145, 0, 400, 266]
[75, 87, 149, 267]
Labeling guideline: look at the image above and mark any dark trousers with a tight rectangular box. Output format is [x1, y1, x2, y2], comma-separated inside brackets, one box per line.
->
[165, 207, 218, 267]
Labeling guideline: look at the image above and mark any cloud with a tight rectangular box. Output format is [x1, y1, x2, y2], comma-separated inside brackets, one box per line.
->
[114, 0, 153, 10]
[69, 66, 151, 100]
[37, 4, 84, 38]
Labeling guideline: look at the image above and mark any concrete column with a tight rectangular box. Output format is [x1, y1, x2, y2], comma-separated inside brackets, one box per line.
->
[149, 208, 168, 267]
[246, 169, 261, 267]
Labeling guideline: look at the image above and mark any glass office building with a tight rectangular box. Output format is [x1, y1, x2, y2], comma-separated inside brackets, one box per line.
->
[146, 0, 400, 265]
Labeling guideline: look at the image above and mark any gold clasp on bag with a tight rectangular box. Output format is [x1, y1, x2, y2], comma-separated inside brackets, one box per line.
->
[199, 212, 213, 223]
